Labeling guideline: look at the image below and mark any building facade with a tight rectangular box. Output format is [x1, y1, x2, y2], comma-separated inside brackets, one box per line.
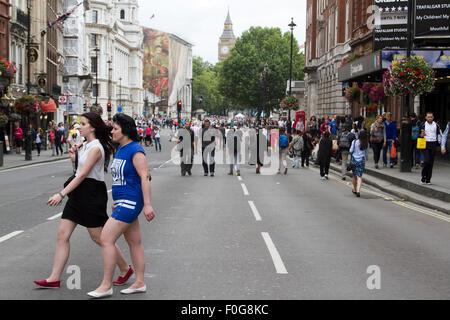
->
[304, 0, 352, 119]
[83, 0, 143, 120]
[218, 10, 235, 62]
[0, 0, 10, 60]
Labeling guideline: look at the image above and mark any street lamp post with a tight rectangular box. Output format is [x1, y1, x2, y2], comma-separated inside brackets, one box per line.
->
[107, 58, 112, 120]
[119, 77, 122, 111]
[400, 0, 414, 173]
[24, 0, 33, 161]
[93, 47, 100, 107]
[288, 17, 297, 135]
[259, 63, 268, 125]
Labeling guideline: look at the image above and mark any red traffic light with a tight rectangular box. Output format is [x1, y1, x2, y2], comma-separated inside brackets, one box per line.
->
[107, 102, 111, 107]
[177, 101, 182, 107]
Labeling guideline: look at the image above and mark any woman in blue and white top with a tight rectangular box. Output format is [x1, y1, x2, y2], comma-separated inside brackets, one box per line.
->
[88, 113, 155, 299]
[349, 130, 369, 198]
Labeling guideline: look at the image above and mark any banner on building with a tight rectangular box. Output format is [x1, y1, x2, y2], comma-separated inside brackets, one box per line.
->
[381, 50, 450, 69]
[415, 0, 450, 39]
[142, 28, 170, 103]
[373, 0, 409, 51]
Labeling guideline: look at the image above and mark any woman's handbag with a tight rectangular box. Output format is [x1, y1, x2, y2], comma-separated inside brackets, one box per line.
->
[370, 135, 383, 144]
[417, 137, 426, 150]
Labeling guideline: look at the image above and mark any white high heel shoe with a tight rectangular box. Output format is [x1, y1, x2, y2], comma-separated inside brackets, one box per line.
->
[120, 285, 147, 294]
[87, 288, 113, 299]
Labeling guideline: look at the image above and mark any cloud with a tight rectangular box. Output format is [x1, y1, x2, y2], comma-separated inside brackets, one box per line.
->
[138, 0, 306, 64]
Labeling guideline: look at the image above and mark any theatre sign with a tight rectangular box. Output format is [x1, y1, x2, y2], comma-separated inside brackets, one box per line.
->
[415, 0, 450, 39]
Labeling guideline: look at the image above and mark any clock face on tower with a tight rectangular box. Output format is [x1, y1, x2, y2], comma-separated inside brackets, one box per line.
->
[221, 46, 229, 55]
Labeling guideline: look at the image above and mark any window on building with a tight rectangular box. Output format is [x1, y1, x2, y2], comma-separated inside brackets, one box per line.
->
[92, 10, 98, 24]
[345, 0, 350, 41]
[120, 10, 125, 20]
[93, 84, 99, 97]
[91, 57, 98, 73]
[91, 34, 98, 47]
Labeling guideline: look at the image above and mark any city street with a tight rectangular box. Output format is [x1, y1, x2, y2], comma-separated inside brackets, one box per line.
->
[0, 129, 449, 300]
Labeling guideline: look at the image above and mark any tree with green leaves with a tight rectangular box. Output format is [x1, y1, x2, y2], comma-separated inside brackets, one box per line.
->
[218, 26, 305, 118]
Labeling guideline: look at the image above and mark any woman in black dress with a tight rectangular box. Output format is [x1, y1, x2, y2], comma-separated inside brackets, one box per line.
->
[34, 113, 132, 289]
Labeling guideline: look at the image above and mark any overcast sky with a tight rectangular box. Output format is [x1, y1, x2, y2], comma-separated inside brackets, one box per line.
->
[138, 0, 307, 64]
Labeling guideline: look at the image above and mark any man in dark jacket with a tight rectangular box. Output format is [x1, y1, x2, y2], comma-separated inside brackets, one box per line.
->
[317, 131, 333, 180]
[301, 131, 313, 168]
[201, 120, 216, 177]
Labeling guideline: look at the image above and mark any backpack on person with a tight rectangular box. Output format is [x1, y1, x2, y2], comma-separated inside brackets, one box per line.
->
[292, 135, 304, 151]
[279, 134, 289, 148]
[338, 131, 353, 149]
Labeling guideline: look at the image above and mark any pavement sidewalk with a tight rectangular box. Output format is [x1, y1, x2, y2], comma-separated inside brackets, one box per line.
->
[0, 147, 70, 171]
[328, 148, 450, 215]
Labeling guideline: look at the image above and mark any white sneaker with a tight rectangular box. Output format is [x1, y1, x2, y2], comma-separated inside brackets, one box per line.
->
[321, 176, 326, 180]
[120, 285, 147, 295]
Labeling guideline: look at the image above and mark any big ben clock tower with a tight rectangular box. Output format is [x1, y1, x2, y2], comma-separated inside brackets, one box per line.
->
[218, 10, 236, 62]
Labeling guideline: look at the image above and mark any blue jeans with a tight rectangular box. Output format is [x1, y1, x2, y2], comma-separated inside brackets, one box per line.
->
[383, 140, 394, 165]
[155, 137, 161, 151]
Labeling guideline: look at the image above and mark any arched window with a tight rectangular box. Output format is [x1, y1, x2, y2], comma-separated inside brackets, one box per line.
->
[120, 10, 125, 20]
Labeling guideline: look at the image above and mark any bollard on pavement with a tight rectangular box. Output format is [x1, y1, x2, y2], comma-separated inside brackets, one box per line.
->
[0, 141, 3, 167]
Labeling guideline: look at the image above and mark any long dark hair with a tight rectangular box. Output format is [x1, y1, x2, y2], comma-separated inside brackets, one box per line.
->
[113, 113, 139, 142]
[358, 130, 369, 151]
[81, 112, 114, 161]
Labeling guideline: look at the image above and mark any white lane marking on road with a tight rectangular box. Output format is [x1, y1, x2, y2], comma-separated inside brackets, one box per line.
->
[47, 212, 63, 221]
[237, 176, 243, 181]
[261, 232, 288, 274]
[157, 157, 178, 169]
[108, 189, 112, 194]
[248, 201, 262, 221]
[0, 159, 70, 173]
[0, 231, 24, 244]
[241, 183, 249, 196]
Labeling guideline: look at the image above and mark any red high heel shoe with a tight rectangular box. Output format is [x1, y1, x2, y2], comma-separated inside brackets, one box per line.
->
[34, 280, 61, 289]
[113, 266, 134, 286]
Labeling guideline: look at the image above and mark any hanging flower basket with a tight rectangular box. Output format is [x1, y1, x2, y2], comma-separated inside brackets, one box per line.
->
[280, 96, 299, 110]
[359, 83, 386, 112]
[345, 85, 361, 104]
[14, 95, 42, 117]
[90, 103, 103, 115]
[383, 56, 435, 97]
[0, 57, 18, 77]
[0, 114, 8, 128]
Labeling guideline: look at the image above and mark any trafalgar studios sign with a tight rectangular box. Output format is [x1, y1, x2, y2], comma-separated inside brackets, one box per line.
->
[415, 0, 450, 39]
[373, 0, 450, 51]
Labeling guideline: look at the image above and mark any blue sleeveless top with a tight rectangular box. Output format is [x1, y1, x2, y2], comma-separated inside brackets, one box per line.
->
[111, 141, 146, 204]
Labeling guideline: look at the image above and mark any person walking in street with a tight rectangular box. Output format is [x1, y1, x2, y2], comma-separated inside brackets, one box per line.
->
[301, 131, 313, 168]
[145, 124, 152, 147]
[87, 113, 155, 299]
[14, 124, 23, 154]
[227, 126, 242, 176]
[383, 112, 397, 168]
[370, 115, 387, 169]
[154, 126, 161, 152]
[411, 113, 423, 169]
[419, 112, 442, 185]
[349, 130, 369, 198]
[201, 119, 216, 177]
[35, 112, 132, 290]
[176, 120, 195, 176]
[278, 127, 289, 175]
[35, 128, 43, 156]
[317, 131, 332, 180]
[338, 124, 356, 179]
[290, 130, 303, 169]
[441, 120, 449, 160]
[55, 122, 64, 156]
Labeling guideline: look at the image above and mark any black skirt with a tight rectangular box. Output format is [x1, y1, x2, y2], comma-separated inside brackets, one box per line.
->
[62, 178, 109, 228]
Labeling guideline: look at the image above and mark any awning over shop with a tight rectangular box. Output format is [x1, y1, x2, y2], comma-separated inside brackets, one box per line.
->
[339, 49, 450, 83]
[41, 98, 57, 113]
[338, 51, 383, 83]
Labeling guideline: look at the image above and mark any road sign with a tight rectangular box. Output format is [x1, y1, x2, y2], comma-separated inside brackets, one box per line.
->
[59, 96, 67, 104]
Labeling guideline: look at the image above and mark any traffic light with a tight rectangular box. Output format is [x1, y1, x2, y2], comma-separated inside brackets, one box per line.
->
[107, 102, 112, 112]
[83, 103, 87, 112]
[177, 101, 182, 113]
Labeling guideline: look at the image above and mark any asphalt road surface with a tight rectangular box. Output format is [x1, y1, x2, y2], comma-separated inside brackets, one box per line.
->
[0, 129, 449, 300]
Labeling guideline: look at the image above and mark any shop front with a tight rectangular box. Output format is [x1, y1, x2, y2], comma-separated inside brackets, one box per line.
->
[338, 49, 450, 126]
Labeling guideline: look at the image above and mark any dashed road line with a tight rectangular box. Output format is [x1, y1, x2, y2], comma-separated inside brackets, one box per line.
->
[261, 232, 288, 274]
[248, 201, 262, 221]
[241, 183, 249, 196]
[47, 213, 63, 221]
[0, 231, 24, 244]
